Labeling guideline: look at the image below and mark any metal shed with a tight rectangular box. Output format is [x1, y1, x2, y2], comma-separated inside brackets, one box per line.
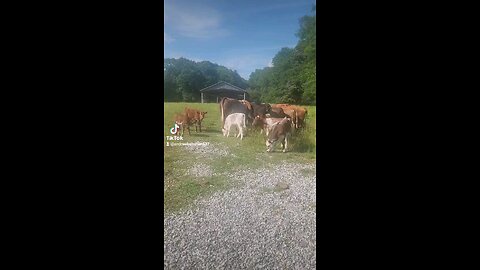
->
[199, 81, 249, 103]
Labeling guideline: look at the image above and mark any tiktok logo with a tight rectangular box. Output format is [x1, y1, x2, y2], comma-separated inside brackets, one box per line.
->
[170, 123, 180, 135]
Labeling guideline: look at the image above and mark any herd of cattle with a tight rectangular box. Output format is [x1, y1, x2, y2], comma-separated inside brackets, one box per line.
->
[173, 97, 308, 152]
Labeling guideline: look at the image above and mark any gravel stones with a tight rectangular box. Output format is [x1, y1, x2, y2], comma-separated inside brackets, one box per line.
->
[164, 161, 316, 269]
[183, 141, 229, 158]
[187, 164, 213, 178]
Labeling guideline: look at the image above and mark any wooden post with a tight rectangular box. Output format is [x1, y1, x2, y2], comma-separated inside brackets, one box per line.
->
[201, 93, 204, 103]
[216, 96, 219, 103]
[243, 92, 246, 100]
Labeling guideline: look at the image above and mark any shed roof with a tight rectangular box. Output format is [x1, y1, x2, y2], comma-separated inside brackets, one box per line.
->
[199, 81, 247, 93]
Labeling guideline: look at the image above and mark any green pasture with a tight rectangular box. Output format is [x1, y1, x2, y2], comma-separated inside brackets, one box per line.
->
[163, 102, 316, 213]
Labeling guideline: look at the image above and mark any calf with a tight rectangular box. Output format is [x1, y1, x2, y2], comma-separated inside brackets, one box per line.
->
[252, 115, 286, 136]
[222, 113, 246, 140]
[184, 107, 207, 132]
[266, 117, 292, 153]
[173, 113, 195, 136]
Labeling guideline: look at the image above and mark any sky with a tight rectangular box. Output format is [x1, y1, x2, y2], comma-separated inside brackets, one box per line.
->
[164, 0, 316, 80]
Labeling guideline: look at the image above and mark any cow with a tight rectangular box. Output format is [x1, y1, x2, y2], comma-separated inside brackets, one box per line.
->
[266, 117, 292, 153]
[222, 113, 246, 140]
[268, 107, 289, 118]
[220, 98, 254, 127]
[252, 115, 286, 136]
[184, 107, 207, 132]
[173, 113, 195, 136]
[280, 107, 297, 130]
[251, 102, 272, 118]
[271, 104, 307, 129]
[271, 104, 302, 129]
[291, 106, 307, 128]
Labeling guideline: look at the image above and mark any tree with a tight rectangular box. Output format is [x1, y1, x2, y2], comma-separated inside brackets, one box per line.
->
[163, 58, 249, 102]
[247, 5, 316, 105]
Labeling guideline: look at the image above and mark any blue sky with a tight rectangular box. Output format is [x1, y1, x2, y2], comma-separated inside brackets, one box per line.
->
[164, 0, 316, 80]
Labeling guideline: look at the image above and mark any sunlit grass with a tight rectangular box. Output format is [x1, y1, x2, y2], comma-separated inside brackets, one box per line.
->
[164, 102, 316, 213]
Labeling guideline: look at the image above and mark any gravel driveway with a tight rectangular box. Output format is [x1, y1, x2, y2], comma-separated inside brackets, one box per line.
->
[164, 160, 316, 269]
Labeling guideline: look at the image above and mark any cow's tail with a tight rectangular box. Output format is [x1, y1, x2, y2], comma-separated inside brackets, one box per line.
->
[295, 109, 298, 129]
[242, 113, 246, 129]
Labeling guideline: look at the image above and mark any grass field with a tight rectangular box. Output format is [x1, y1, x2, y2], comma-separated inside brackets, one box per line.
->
[164, 102, 316, 213]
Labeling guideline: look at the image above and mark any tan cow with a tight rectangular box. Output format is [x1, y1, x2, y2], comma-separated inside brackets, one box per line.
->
[271, 104, 308, 129]
[173, 113, 195, 136]
[289, 105, 307, 128]
[184, 107, 207, 132]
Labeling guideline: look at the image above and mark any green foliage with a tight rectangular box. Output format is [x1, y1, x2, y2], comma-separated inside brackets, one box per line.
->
[164, 58, 248, 102]
[164, 6, 316, 105]
[247, 6, 316, 105]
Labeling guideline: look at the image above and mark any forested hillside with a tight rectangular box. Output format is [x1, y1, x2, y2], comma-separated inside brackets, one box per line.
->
[163, 5, 316, 104]
[164, 58, 248, 102]
[248, 6, 316, 105]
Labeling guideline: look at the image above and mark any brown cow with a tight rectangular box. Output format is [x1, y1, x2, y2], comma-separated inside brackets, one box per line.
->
[173, 113, 195, 136]
[280, 107, 297, 130]
[271, 104, 307, 129]
[250, 102, 272, 117]
[184, 107, 207, 132]
[266, 117, 292, 153]
[272, 104, 297, 128]
[289, 105, 307, 128]
[268, 107, 289, 118]
[220, 98, 254, 127]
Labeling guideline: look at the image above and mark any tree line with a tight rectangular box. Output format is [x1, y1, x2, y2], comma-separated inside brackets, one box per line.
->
[248, 6, 316, 105]
[164, 58, 248, 102]
[164, 5, 316, 105]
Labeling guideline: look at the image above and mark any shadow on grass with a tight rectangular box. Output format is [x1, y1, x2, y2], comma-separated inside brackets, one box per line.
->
[186, 133, 210, 137]
[206, 129, 222, 134]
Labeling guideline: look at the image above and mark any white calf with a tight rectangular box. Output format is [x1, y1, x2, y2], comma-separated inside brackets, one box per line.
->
[222, 113, 246, 140]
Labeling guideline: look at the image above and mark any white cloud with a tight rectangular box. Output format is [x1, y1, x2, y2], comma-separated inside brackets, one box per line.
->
[164, 32, 174, 43]
[164, 2, 229, 39]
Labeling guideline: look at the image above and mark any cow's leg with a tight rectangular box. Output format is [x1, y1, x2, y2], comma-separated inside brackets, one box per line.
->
[283, 135, 288, 153]
[199, 122, 202, 132]
[240, 126, 243, 140]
